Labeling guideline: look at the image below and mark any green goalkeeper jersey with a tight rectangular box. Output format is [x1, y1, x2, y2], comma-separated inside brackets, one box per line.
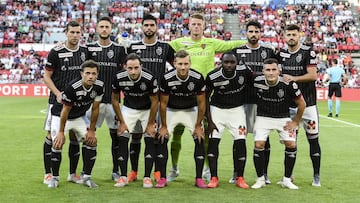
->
[169, 37, 246, 77]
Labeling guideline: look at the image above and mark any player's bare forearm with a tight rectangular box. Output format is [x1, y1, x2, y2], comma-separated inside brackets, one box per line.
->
[111, 92, 125, 124]
[147, 95, 159, 126]
[159, 95, 169, 128]
[59, 105, 71, 133]
[195, 94, 206, 127]
[44, 70, 62, 102]
[293, 95, 306, 124]
[89, 101, 100, 131]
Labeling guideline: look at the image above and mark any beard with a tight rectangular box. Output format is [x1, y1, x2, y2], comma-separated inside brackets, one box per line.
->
[144, 31, 155, 39]
[99, 34, 110, 40]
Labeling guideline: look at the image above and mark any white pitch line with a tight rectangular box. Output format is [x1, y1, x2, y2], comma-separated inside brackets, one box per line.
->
[320, 115, 360, 128]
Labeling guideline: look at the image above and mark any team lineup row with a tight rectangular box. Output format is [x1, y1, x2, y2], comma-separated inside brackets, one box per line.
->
[42, 13, 321, 190]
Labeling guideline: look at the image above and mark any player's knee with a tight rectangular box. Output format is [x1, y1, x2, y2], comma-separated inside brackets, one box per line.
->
[284, 141, 296, 149]
[254, 141, 265, 149]
[85, 139, 97, 147]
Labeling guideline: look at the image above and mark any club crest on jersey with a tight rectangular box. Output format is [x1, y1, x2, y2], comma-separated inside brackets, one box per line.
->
[261, 50, 267, 59]
[292, 82, 298, 89]
[201, 44, 206, 49]
[90, 91, 97, 99]
[296, 54, 302, 63]
[188, 82, 195, 91]
[107, 50, 114, 59]
[140, 82, 147, 91]
[238, 76, 244, 85]
[156, 47, 163, 55]
[81, 52, 86, 61]
[277, 89, 284, 98]
[310, 51, 316, 57]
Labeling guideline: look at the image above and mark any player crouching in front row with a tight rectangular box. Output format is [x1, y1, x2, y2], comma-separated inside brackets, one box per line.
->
[251, 58, 306, 190]
[48, 60, 104, 188]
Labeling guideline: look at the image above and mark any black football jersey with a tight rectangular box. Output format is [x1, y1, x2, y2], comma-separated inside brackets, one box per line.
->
[160, 68, 205, 109]
[206, 64, 253, 108]
[112, 68, 158, 110]
[128, 40, 175, 79]
[87, 41, 126, 103]
[254, 76, 302, 118]
[45, 44, 88, 104]
[277, 45, 317, 107]
[51, 78, 105, 119]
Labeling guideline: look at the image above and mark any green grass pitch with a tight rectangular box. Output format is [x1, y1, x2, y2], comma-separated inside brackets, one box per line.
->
[0, 97, 359, 202]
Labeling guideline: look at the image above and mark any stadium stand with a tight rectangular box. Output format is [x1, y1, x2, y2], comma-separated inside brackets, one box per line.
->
[0, 0, 359, 87]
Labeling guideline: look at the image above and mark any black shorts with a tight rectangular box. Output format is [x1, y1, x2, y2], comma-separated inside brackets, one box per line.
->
[328, 83, 342, 98]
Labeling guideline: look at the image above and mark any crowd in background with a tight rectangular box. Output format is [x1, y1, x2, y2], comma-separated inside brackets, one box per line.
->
[0, 0, 359, 87]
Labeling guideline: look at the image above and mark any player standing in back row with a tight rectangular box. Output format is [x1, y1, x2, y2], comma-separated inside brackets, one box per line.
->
[86, 16, 127, 181]
[43, 21, 88, 185]
[277, 24, 321, 187]
[126, 14, 175, 183]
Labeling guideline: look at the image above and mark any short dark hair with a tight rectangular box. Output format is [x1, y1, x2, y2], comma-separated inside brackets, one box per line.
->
[98, 16, 113, 25]
[246, 21, 261, 31]
[221, 52, 237, 62]
[81, 60, 99, 72]
[175, 50, 190, 59]
[142, 14, 157, 25]
[332, 58, 338, 64]
[125, 53, 143, 65]
[65, 21, 81, 32]
[263, 58, 279, 65]
[285, 24, 300, 32]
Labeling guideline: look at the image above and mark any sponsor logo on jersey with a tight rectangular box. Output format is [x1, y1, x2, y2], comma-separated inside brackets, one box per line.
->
[132, 45, 146, 50]
[213, 80, 229, 87]
[58, 52, 73, 58]
[236, 49, 251, 54]
[168, 81, 182, 86]
[88, 47, 102, 52]
[119, 81, 134, 86]
[280, 52, 291, 58]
